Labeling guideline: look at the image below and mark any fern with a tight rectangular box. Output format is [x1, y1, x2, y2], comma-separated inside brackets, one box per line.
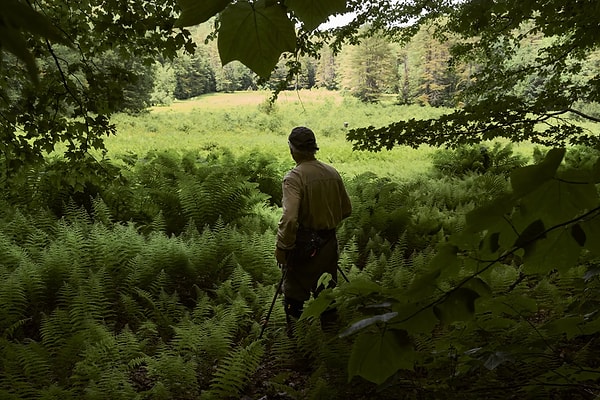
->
[0, 231, 28, 271]
[383, 246, 413, 289]
[201, 341, 265, 400]
[145, 350, 200, 399]
[178, 169, 265, 231]
[0, 339, 51, 398]
[306, 365, 339, 399]
[70, 327, 143, 400]
[172, 315, 234, 362]
[0, 272, 28, 332]
[91, 196, 113, 226]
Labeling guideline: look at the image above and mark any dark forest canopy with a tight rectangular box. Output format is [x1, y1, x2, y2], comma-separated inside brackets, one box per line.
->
[0, 0, 194, 172]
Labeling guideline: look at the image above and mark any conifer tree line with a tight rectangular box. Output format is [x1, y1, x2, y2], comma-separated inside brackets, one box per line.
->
[146, 22, 600, 108]
[149, 23, 462, 105]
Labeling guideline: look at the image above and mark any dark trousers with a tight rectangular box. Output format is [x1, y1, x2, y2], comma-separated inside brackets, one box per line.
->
[282, 234, 338, 321]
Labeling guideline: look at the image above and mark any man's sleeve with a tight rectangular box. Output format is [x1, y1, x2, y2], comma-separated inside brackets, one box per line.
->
[276, 173, 301, 250]
[340, 180, 352, 219]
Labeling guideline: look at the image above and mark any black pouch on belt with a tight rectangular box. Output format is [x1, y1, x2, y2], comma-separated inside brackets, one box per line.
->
[292, 228, 333, 262]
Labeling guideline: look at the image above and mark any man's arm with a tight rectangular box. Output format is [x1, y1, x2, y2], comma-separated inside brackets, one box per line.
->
[340, 181, 352, 220]
[276, 173, 302, 250]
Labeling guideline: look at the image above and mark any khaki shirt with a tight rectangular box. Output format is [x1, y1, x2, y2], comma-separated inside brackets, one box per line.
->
[277, 159, 352, 250]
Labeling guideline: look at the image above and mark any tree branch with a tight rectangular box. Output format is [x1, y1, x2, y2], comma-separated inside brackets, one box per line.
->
[391, 205, 600, 326]
[565, 107, 600, 123]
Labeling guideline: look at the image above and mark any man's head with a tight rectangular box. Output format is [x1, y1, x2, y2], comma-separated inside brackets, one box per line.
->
[288, 127, 319, 158]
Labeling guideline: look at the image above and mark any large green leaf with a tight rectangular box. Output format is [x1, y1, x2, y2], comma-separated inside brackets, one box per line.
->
[300, 288, 335, 320]
[428, 243, 460, 281]
[493, 293, 538, 316]
[513, 219, 546, 250]
[340, 312, 398, 338]
[287, 0, 347, 31]
[582, 215, 600, 256]
[542, 316, 585, 340]
[510, 148, 565, 198]
[463, 194, 515, 234]
[522, 226, 582, 274]
[348, 330, 414, 385]
[174, 0, 231, 27]
[519, 178, 599, 227]
[0, 0, 69, 83]
[217, 0, 296, 78]
[406, 266, 441, 297]
[433, 288, 480, 324]
[392, 302, 438, 335]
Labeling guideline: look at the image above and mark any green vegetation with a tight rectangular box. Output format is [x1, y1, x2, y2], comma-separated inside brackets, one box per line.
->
[3, 92, 600, 398]
[2, 0, 600, 398]
[105, 91, 445, 179]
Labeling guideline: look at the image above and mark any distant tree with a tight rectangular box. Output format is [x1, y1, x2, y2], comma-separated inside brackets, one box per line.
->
[415, 28, 454, 107]
[150, 62, 177, 106]
[341, 34, 398, 102]
[173, 48, 216, 99]
[396, 50, 414, 105]
[93, 50, 155, 113]
[295, 56, 317, 89]
[215, 61, 257, 92]
[315, 46, 339, 90]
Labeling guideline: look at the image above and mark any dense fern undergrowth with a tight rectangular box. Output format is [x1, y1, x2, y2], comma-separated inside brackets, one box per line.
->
[1, 145, 599, 399]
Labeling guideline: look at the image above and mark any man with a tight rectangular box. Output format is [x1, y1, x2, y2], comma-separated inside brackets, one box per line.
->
[275, 126, 352, 335]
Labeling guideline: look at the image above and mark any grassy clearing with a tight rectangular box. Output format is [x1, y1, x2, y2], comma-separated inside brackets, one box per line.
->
[107, 90, 442, 179]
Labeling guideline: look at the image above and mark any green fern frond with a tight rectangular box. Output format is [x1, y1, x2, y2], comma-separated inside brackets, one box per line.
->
[62, 198, 92, 225]
[148, 269, 169, 296]
[191, 292, 214, 321]
[145, 349, 200, 399]
[69, 327, 143, 400]
[0, 231, 29, 271]
[263, 374, 302, 399]
[363, 250, 385, 282]
[388, 256, 415, 291]
[382, 246, 409, 288]
[39, 308, 71, 355]
[202, 341, 264, 400]
[172, 315, 234, 361]
[306, 366, 338, 399]
[0, 339, 52, 397]
[293, 318, 325, 360]
[484, 264, 520, 294]
[531, 278, 561, 312]
[265, 331, 295, 369]
[150, 210, 167, 234]
[3, 208, 33, 244]
[23, 226, 51, 261]
[91, 196, 113, 226]
[234, 231, 278, 283]
[66, 274, 113, 328]
[0, 272, 28, 331]
[118, 292, 146, 329]
[228, 263, 255, 299]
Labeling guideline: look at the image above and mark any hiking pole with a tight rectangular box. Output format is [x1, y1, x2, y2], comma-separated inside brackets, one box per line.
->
[259, 264, 286, 339]
[337, 265, 350, 283]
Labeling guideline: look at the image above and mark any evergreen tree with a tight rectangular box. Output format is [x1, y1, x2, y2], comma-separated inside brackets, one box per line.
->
[173, 48, 216, 99]
[315, 46, 339, 90]
[341, 34, 398, 102]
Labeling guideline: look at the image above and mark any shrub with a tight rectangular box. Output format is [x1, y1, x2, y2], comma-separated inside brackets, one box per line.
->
[431, 142, 528, 177]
